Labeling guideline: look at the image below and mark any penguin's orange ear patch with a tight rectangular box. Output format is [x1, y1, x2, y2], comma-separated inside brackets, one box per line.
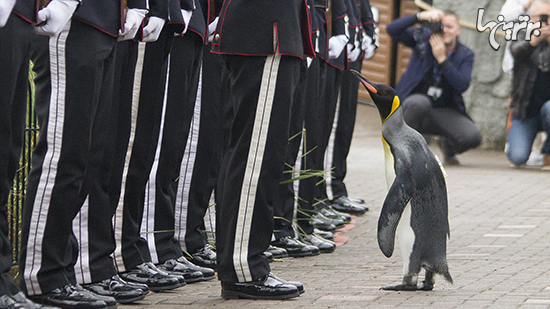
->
[360, 80, 377, 94]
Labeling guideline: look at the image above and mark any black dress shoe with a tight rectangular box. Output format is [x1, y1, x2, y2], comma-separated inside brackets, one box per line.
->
[157, 259, 204, 283]
[2, 292, 60, 308]
[146, 262, 186, 285]
[301, 234, 336, 253]
[175, 256, 216, 281]
[119, 262, 181, 292]
[348, 196, 365, 204]
[263, 251, 274, 263]
[270, 236, 320, 257]
[310, 217, 338, 232]
[83, 275, 147, 304]
[221, 273, 300, 300]
[267, 273, 304, 294]
[28, 284, 109, 309]
[78, 287, 117, 309]
[331, 196, 369, 215]
[311, 213, 345, 230]
[313, 228, 334, 240]
[188, 244, 217, 270]
[314, 203, 351, 223]
[265, 245, 288, 259]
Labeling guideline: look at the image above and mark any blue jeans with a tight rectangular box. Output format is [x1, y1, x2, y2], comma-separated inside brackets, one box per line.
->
[506, 100, 550, 165]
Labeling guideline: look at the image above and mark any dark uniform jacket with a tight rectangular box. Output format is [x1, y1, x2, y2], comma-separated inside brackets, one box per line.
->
[187, 0, 207, 43]
[315, 0, 348, 69]
[13, 0, 148, 37]
[211, 0, 315, 59]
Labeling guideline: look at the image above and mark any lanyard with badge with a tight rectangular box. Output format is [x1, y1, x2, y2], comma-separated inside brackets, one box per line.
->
[427, 49, 454, 101]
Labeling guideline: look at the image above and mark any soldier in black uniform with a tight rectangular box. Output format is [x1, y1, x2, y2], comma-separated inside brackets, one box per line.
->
[0, 1, 57, 308]
[141, 0, 216, 282]
[325, 0, 375, 213]
[18, 0, 140, 307]
[212, 0, 314, 300]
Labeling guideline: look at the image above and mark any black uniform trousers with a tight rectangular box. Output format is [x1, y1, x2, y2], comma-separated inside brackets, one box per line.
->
[296, 58, 343, 235]
[216, 53, 301, 283]
[273, 59, 309, 240]
[141, 32, 204, 264]
[0, 14, 34, 297]
[324, 58, 362, 200]
[111, 28, 174, 273]
[20, 20, 117, 296]
[72, 40, 140, 285]
[175, 46, 225, 254]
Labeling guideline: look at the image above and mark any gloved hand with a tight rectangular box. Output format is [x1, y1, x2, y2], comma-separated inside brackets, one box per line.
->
[119, 8, 148, 41]
[207, 16, 218, 43]
[362, 34, 377, 60]
[0, 0, 16, 28]
[181, 9, 192, 34]
[328, 34, 348, 59]
[361, 34, 373, 51]
[142, 16, 165, 42]
[35, 0, 79, 36]
[306, 56, 313, 68]
[347, 41, 361, 62]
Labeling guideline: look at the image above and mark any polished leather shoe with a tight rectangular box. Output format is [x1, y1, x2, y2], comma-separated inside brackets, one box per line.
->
[310, 217, 338, 232]
[221, 273, 300, 300]
[188, 244, 217, 270]
[175, 256, 216, 281]
[313, 228, 334, 240]
[157, 259, 203, 283]
[331, 196, 369, 215]
[301, 233, 335, 253]
[267, 272, 304, 294]
[28, 284, 110, 309]
[270, 236, 319, 257]
[314, 203, 351, 223]
[265, 245, 288, 259]
[119, 262, 181, 292]
[83, 275, 147, 304]
[311, 212, 345, 230]
[263, 251, 274, 263]
[348, 196, 365, 204]
[146, 262, 185, 285]
[2, 292, 59, 308]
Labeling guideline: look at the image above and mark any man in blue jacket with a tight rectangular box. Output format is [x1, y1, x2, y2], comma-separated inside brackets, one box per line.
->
[387, 9, 481, 165]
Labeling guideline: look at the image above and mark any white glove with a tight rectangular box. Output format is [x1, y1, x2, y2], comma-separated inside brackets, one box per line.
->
[207, 16, 218, 43]
[35, 0, 79, 36]
[328, 34, 348, 59]
[361, 34, 373, 52]
[0, 0, 16, 28]
[347, 42, 360, 62]
[364, 42, 377, 60]
[181, 9, 192, 34]
[119, 8, 148, 41]
[142, 16, 165, 42]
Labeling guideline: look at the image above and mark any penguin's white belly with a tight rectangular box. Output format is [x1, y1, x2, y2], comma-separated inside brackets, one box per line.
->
[396, 202, 415, 276]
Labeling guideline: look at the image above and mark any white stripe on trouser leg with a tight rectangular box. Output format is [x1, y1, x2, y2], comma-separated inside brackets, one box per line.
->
[73, 196, 91, 284]
[142, 55, 171, 265]
[233, 51, 281, 282]
[174, 65, 202, 252]
[113, 42, 146, 273]
[24, 23, 71, 296]
[324, 85, 341, 201]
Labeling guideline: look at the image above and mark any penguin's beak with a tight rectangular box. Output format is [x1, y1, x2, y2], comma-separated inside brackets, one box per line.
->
[350, 69, 377, 94]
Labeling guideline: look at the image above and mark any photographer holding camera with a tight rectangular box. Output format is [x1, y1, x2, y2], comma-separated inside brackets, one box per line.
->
[507, 0, 550, 169]
[387, 9, 481, 165]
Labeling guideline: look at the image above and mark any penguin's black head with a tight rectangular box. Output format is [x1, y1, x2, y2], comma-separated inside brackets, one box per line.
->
[350, 70, 400, 122]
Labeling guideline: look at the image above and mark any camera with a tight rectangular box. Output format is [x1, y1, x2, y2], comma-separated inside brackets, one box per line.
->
[540, 14, 548, 25]
[421, 21, 444, 34]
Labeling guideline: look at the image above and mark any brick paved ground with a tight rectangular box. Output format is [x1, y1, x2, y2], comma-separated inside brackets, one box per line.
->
[122, 104, 550, 309]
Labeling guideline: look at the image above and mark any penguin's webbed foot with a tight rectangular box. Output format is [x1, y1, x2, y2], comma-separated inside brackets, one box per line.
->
[380, 284, 418, 291]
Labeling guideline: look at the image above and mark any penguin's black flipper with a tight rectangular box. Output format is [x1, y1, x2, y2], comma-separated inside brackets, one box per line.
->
[377, 167, 413, 258]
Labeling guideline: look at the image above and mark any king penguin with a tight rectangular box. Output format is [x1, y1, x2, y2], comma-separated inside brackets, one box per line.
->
[351, 70, 453, 291]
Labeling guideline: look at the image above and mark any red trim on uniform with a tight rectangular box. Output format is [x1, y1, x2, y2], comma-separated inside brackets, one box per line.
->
[12, 12, 33, 24]
[120, 0, 124, 32]
[214, 0, 233, 48]
[189, 28, 206, 45]
[333, 13, 347, 20]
